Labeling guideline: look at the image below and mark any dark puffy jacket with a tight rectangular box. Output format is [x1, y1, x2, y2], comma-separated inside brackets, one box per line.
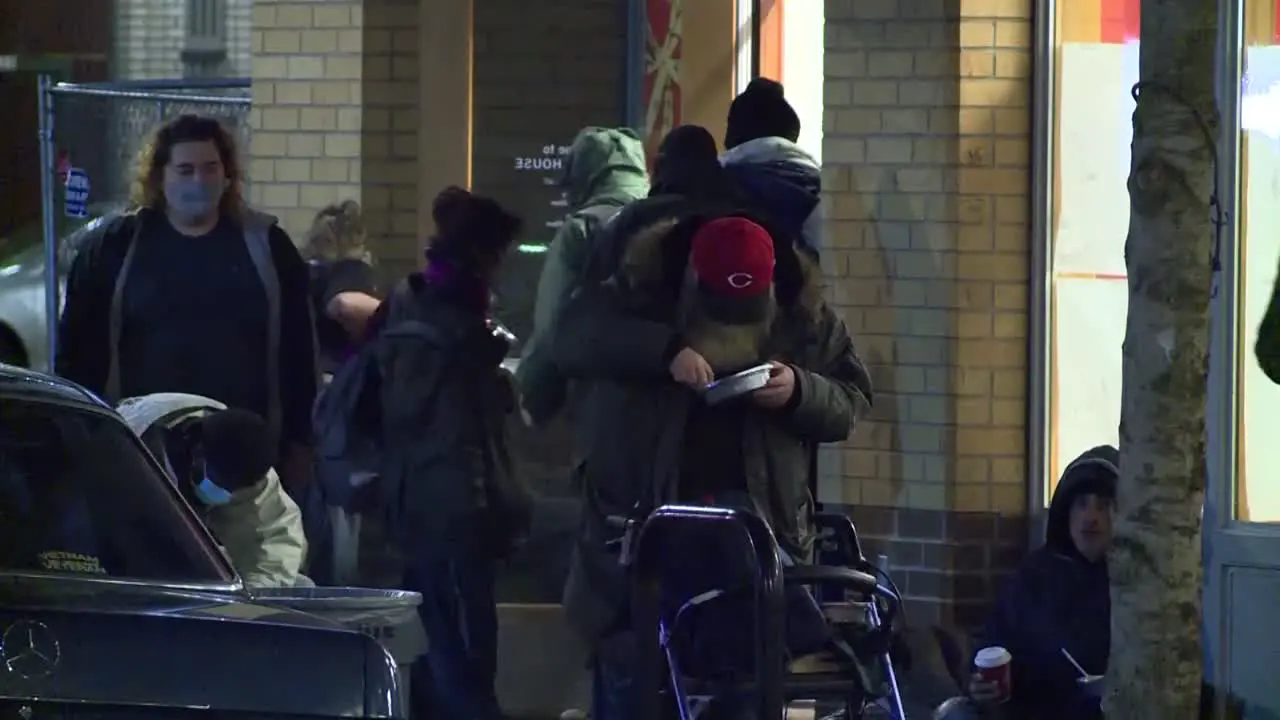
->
[720, 137, 823, 257]
[977, 445, 1118, 720]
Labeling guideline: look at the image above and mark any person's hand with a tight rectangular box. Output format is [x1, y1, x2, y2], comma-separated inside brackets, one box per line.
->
[751, 361, 796, 409]
[967, 672, 1001, 704]
[669, 347, 714, 389]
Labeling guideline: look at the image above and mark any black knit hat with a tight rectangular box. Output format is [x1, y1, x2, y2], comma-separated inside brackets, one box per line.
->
[201, 408, 275, 491]
[724, 78, 801, 150]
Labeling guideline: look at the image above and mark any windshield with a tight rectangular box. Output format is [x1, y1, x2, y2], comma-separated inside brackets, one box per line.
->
[0, 397, 233, 584]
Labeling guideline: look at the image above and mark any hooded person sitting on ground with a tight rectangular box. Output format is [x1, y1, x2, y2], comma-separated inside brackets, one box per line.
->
[720, 78, 824, 258]
[549, 208, 872, 718]
[518, 127, 649, 426]
[966, 445, 1117, 720]
[167, 407, 308, 588]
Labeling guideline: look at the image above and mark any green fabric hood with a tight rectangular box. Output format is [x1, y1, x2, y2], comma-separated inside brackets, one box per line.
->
[561, 127, 650, 209]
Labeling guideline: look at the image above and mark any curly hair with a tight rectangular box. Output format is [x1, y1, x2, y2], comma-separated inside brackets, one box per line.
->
[130, 114, 245, 218]
[303, 199, 370, 263]
[426, 186, 522, 275]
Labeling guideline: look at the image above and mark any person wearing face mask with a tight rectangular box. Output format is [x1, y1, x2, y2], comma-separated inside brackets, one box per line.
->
[962, 445, 1117, 720]
[56, 114, 318, 498]
[168, 407, 308, 588]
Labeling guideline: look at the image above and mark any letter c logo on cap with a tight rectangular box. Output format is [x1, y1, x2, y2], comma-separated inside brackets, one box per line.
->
[727, 272, 754, 289]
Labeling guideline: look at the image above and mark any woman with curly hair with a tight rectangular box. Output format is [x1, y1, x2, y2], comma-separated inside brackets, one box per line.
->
[301, 199, 380, 371]
[55, 114, 318, 494]
[373, 186, 526, 720]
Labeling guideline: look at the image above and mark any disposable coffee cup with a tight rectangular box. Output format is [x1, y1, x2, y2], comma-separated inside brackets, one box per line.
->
[973, 646, 1012, 703]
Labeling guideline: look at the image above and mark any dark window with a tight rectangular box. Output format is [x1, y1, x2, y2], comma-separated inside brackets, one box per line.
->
[182, 0, 229, 78]
[0, 398, 231, 583]
[472, 0, 630, 346]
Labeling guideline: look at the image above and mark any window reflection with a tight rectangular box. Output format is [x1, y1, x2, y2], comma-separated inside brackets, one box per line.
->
[468, 1, 628, 502]
[1047, 0, 1280, 522]
[470, 3, 628, 348]
[1047, 0, 1136, 496]
[1237, 5, 1280, 522]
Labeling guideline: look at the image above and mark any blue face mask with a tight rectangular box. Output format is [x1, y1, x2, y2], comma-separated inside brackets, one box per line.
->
[193, 476, 233, 506]
[164, 178, 226, 220]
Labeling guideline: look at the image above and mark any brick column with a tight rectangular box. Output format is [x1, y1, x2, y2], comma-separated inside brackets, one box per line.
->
[821, 0, 1033, 627]
[248, 0, 420, 267]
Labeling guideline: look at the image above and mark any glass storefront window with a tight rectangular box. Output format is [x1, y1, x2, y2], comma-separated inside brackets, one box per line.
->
[1237, 2, 1280, 522]
[1047, 0, 1137, 495]
[469, 2, 629, 502]
[470, 3, 629, 347]
[1047, 0, 1280, 521]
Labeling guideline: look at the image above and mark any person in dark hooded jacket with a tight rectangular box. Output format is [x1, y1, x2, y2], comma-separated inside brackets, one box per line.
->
[721, 78, 823, 258]
[970, 445, 1117, 720]
[376, 187, 526, 720]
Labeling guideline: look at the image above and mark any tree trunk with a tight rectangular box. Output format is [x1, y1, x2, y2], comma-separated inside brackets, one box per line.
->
[1106, 0, 1218, 717]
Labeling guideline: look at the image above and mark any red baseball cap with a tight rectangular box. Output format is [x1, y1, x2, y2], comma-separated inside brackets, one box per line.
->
[688, 216, 776, 324]
[689, 216, 775, 297]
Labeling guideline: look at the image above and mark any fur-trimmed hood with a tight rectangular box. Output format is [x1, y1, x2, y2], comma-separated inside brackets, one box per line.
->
[614, 207, 825, 318]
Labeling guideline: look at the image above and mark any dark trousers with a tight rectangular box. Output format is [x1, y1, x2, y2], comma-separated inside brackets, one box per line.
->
[404, 543, 501, 720]
[591, 636, 636, 720]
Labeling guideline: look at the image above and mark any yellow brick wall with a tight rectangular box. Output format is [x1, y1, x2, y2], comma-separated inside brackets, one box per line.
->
[358, 0, 421, 270]
[820, 0, 1032, 520]
[248, 0, 419, 268]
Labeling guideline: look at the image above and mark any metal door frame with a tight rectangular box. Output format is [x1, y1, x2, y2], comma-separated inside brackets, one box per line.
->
[1202, 0, 1280, 711]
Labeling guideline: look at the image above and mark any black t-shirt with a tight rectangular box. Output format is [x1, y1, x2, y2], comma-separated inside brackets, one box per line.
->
[117, 218, 270, 418]
[309, 258, 378, 367]
[678, 399, 748, 503]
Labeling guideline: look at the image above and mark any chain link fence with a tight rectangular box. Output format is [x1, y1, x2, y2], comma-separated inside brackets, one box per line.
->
[41, 78, 251, 226]
[35, 77, 252, 365]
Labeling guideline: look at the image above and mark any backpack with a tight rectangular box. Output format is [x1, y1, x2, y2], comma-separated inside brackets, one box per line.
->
[568, 204, 621, 286]
[311, 319, 442, 510]
[575, 203, 620, 232]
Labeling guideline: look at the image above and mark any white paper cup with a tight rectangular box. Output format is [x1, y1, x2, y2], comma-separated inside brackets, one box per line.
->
[973, 646, 1012, 703]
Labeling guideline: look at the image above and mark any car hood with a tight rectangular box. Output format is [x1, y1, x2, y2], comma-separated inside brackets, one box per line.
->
[0, 574, 396, 717]
[0, 244, 45, 283]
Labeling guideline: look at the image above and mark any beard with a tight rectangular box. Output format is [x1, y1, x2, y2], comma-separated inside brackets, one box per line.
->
[675, 271, 777, 375]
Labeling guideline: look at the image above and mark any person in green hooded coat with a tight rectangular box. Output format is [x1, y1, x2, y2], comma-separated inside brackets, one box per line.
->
[517, 127, 649, 425]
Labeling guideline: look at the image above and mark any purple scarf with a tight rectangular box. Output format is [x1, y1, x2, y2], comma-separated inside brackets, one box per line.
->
[422, 259, 491, 313]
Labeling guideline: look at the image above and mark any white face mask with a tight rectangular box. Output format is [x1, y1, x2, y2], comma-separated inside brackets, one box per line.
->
[193, 475, 233, 506]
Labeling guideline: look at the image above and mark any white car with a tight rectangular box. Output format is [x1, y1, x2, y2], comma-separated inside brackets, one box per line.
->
[0, 211, 118, 369]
